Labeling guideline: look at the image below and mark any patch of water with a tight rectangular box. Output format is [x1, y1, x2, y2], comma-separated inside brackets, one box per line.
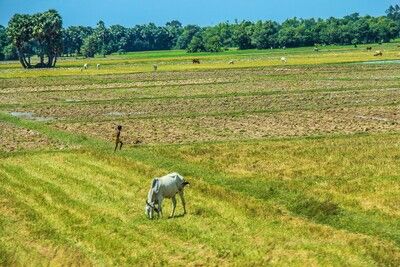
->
[65, 99, 82, 103]
[10, 111, 34, 119]
[10, 111, 54, 122]
[105, 111, 125, 116]
[357, 59, 400, 65]
[355, 115, 390, 122]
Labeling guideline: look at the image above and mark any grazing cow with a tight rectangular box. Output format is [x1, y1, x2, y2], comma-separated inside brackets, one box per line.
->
[366, 47, 372, 51]
[153, 64, 158, 71]
[83, 63, 88, 69]
[314, 47, 319, 52]
[280, 57, 287, 63]
[229, 60, 234, 65]
[96, 64, 100, 69]
[145, 172, 189, 219]
[374, 50, 383, 56]
[192, 59, 200, 64]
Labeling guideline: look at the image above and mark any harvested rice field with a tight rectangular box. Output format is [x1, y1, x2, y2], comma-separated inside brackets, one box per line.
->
[0, 44, 399, 265]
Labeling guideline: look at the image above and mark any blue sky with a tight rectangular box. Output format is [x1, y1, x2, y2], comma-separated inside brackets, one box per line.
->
[0, 0, 398, 27]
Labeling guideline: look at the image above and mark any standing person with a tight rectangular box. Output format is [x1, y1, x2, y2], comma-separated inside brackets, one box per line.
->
[114, 125, 123, 152]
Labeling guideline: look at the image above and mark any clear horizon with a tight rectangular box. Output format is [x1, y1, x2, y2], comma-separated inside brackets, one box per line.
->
[0, 0, 398, 27]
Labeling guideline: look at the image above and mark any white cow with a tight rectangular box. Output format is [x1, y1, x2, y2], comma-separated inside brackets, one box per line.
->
[145, 172, 189, 219]
[96, 64, 100, 69]
[281, 57, 287, 63]
[83, 63, 88, 69]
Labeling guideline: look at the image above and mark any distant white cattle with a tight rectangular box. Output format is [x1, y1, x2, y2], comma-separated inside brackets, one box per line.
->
[96, 64, 100, 69]
[145, 172, 189, 219]
[83, 63, 88, 69]
[280, 57, 287, 63]
[229, 60, 234, 65]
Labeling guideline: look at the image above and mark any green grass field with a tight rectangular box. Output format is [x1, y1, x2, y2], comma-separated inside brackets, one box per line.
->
[1, 44, 400, 265]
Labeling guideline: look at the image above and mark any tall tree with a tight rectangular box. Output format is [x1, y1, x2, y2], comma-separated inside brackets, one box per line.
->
[251, 20, 279, 49]
[7, 10, 62, 68]
[165, 20, 183, 48]
[63, 26, 93, 56]
[187, 33, 205, 52]
[176, 25, 201, 49]
[81, 34, 98, 57]
[94, 20, 110, 56]
[0, 25, 7, 60]
[233, 21, 253, 50]
[7, 14, 33, 68]
[32, 9, 63, 67]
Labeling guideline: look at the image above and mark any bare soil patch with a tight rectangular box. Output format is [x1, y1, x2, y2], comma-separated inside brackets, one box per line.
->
[0, 122, 66, 152]
[52, 106, 399, 145]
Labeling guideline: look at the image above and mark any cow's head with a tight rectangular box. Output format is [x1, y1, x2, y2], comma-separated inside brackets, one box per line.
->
[145, 200, 159, 219]
[145, 178, 160, 219]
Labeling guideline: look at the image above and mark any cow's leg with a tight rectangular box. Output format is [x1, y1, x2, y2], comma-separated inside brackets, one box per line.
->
[179, 191, 186, 215]
[170, 196, 177, 218]
[158, 198, 163, 218]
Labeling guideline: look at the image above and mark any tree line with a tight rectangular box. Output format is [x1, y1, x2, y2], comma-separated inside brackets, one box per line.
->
[1, 5, 400, 67]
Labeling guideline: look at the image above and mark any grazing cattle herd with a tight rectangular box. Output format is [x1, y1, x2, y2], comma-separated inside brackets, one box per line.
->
[77, 46, 393, 75]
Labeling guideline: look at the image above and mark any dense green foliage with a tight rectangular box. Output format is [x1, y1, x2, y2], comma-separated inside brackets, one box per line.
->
[0, 5, 400, 62]
[62, 8, 398, 55]
[6, 9, 62, 68]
